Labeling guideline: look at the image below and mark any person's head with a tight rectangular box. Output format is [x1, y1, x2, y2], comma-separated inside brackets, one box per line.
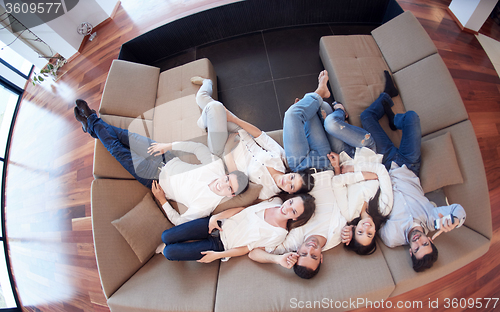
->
[409, 228, 438, 272]
[277, 171, 315, 194]
[210, 170, 248, 197]
[344, 188, 387, 255]
[273, 193, 315, 231]
[293, 236, 323, 279]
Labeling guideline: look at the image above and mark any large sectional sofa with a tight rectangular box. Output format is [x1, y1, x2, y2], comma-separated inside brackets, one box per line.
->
[91, 10, 491, 312]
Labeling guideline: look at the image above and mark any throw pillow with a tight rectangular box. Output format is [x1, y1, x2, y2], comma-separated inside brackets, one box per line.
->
[420, 132, 464, 193]
[112, 193, 170, 263]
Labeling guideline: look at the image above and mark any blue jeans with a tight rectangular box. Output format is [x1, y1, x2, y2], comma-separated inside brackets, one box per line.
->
[360, 93, 421, 176]
[283, 93, 333, 172]
[322, 103, 376, 157]
[87, 113, 176, 188]
[161, 217, 225, 261]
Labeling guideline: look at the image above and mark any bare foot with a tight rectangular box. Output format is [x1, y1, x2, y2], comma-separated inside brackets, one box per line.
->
[314, 70, 331, 99]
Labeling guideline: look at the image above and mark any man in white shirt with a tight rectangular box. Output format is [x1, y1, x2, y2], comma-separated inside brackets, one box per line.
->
[74, 99, 249, 225]
[358, 72, 466, 272]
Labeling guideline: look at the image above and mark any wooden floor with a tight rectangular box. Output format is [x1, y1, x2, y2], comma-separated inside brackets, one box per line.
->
[4, 0, 500, 311]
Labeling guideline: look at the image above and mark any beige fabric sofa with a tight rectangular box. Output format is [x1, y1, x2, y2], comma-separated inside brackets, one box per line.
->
[91, 11, 491, 312]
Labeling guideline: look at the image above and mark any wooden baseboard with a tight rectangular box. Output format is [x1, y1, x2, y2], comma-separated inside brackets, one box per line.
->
[446, 7, 479, 35]
[111, 1, 121, 19]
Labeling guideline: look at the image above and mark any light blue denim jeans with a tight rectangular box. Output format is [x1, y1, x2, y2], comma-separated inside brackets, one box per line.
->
[323, 103, 376, 157]
[283, 92, 333, 172]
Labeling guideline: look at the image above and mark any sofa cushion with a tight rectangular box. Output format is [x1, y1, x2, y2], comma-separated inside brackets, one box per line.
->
[320, 35, 405, 146]
[153, 94, 206, 143]
[371, 11, 438, 73]
[93, 115, 154, 179]
[107, 254, 220, 312]
[112, 193, 170, 263]
[393, 53, 468, 136]
[156, 58, 218, 105]
[91, 179, 164, 299]
[215, 246, 394, 312]
[379, 225, 490, 297]
[419, 132, 463, 193]
[99, 60, 159, 119]
[423, 121, 492, 240]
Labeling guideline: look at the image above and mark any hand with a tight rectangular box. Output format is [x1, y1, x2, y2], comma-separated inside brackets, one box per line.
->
[341, 165, 354, 174]
[208, 215, 222, 234]
[432, 213, 459, 240]
[151, 181, 167, 205]
[327, 152, 341, 175]
[197, 251, 220, 263]
[341, 225, 353, 245]
[277, 252, 299, 269]
[148, 142, 172, 156]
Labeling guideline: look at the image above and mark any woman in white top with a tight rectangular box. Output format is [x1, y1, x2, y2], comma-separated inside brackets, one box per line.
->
[160, 193, 315, 262]
[191, 77, 314, 199]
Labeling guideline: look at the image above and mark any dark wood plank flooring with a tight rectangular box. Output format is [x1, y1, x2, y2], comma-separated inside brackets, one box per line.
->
[4, 0, 500, 311]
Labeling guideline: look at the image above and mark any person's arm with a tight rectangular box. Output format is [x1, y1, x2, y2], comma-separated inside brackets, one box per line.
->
[431, 204, 466, 240]
[152, 181, 183, 226]
[226, 109, 262, 138]
[248, 248, 298, 269]
[197, 246, 250, 263]
[148, 140, 215, 164]
[327, 152, 341, 176]
[344, 162, 393, 216]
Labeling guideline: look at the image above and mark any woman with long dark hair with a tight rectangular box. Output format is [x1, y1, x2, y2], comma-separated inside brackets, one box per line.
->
[160, 193, 315, 263]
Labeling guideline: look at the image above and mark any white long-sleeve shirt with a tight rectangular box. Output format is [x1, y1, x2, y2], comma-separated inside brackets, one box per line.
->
[159, 141, 225, 225]
[379, 163, 466, 247]
[220, 198, 289, 261]
[232, 129, 287, 199]
[334, 147, 394, 222]
[267, 171, 346, 254]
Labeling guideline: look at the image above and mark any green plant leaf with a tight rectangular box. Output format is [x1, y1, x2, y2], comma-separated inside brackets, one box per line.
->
[39, 77, 44, 81]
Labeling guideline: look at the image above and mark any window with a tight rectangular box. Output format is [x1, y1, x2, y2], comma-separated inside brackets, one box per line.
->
[0, 39, 30, 312]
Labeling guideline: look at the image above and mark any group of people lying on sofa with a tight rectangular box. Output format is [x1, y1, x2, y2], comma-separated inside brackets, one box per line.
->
[73, 69, 466, 279]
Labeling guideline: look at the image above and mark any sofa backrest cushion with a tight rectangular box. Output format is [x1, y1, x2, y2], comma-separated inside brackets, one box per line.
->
[156, 58, 218, 105]
[153, 94, 206, 143]
[99, 60, 159, 119]
[372, 11, 438, 73]
[393, 53, 468, 136]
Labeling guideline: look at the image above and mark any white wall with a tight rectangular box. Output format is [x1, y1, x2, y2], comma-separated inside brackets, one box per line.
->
[449, 0, 499, 32]
[44, 0, 114, 56]
[0, 0, 118, 63]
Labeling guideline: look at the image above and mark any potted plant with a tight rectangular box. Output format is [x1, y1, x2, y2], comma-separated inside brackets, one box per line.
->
[32, 56, 67, 85]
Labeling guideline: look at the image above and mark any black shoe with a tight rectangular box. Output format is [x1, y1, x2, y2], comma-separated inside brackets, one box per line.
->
[75, 99, 96, 118]
[74, 107, 89, 133]
[383, 70, 399, 98]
